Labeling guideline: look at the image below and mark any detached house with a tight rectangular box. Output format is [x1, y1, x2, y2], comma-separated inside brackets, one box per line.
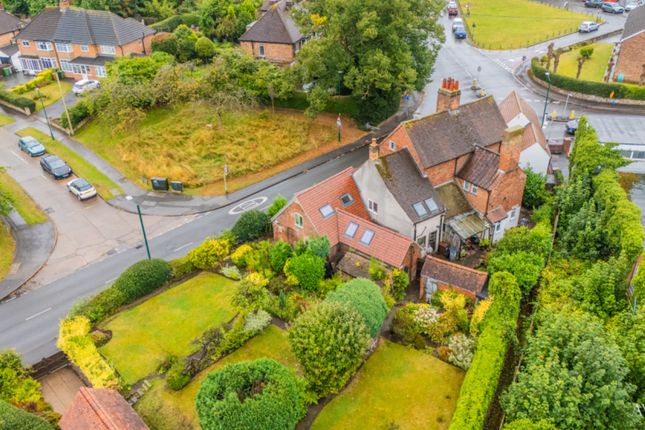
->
[15, 0, 155, 80]
[610, 5, 645, 84]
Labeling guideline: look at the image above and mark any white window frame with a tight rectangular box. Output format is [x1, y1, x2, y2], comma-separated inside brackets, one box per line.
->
[294, 213, 304, 229]
[100, 45, 116, 55]
[80, 44, 89, 52]
[258, 44, 265, 57]
[388, 140, 395, 151]
[463, 180, 471, 192]
[96, 66, 107, 78]
[36, 41, 52, 51]
[55, 42, 72, 53]
[368, 199, 378, 214]
[21, 40, 30, 48]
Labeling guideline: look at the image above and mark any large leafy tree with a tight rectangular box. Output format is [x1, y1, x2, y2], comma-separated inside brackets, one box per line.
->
[295, 0, 444, 123]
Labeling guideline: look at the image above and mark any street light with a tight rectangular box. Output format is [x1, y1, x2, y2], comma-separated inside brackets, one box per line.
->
[541, 72, 552, 127]
[36, 86, 55, 140]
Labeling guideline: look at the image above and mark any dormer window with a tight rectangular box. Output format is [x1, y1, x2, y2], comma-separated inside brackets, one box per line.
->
[319, 204, 334, 218]
[339, 193, 354, 207]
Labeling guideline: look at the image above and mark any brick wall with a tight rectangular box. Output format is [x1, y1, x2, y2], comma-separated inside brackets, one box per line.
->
[272, 201, 318, 245]
[614, 34, 645, 84]
[487, 169, 526, 214]
[240, 41, 295, 63]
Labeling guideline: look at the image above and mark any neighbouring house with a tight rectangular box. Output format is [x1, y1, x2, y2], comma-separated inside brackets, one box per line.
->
[420, 255, 488, 301]
[59, 387, 149, 430]
[0, 4, 21, 68]
[15, 0, 155, 79]
[610, 5, 645, 84]
[240, 0, 304, 64]
[272, 167, 421, 280]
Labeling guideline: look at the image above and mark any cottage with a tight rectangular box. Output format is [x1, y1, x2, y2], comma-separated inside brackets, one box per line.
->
[420, 255, 488, 301]
[610, 5, 645, 84]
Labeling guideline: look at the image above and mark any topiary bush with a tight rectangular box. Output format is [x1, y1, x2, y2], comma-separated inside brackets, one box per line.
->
[195, 359, 306, 430]
[325, 278, 388, 337]
[284, 253, 325, 292]
[232, 210, 271, 243]
[113, 258, 172, 302]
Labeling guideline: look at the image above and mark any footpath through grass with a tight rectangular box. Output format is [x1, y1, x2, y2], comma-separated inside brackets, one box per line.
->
[0, 168, 47, 224]
[463, 0, 594, 50]
[0, 222, 15, 281]
[556, 43, 613, 82]
[99, 272, 238, 385]
[16, 128, 123, 200]
[311, 339, 465, 430]
[135, 324, 299, 430]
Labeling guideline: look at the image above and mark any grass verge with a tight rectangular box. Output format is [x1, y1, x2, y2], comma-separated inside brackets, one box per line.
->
[0, 113, 15, 126]
[99, 272, 238, 385]
[311, 339, 465, 430]
[0, 168, 47, 224]
[16, 128, 123, 200]
[135, 324, 299, 430]
[463, 0, 594, 50]
[556, 42, 613, 82]
[23, 81, 73, 111]
[0, 222, 15, 281]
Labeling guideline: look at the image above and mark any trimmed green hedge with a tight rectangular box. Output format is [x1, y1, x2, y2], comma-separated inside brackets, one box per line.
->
[325, 278, 388, 337]
[0, 90, 36, 112]
[531, 58, 645, 100]
[150, 14, 200, 32]
[0, 400, 53, 430]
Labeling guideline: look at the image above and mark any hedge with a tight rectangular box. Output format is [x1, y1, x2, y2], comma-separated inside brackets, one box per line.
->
[57, 316, 122, 389]
[325, 278, 388, 337]
[196, 359, 306, 430]
[0, 90, 36, 112]
[150, 13, 201, 32]
[448, 272, 522, 430]
[531, 58, 645, 101]
[0, 400, 53, 430]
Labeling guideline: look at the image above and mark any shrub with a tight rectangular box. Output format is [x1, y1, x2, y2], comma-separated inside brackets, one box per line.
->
[325, 278, 388, 337]
[368, 258, 387, 281]
[232, 210, 271, 243]
[232, 273, 269, 311]
[221, 265, 241, 280]
[0, 89, 36, 112]
[0, 400, 53, 430]
[270, 241, 292, 273]
[167, 360, 191, 391]
[267, 194, 287, 217]
[384, 268, 409, 301]
[448, 334, 475, 370]
[306, 236, 331, 259]
[187, 238, 232, 270]
[284, 253, 325, 292]
[113, 258, 172, 302]
[288, 301, 370, 397]
[196, 359, 306, 430]
[231, 244, 253, 268]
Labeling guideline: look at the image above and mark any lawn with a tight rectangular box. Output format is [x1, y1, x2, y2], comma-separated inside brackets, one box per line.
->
[135, 324, 299, 430]
[75, 103, 365, 195]
[0, 168, 47, 224]
[0, 222, 15, 281]
[463, 0, 594, 50]
[0, 113, 14, 126]
[555, 42, 613, 82]
[99, 272, 238, 385]
[22, 81, 73, 111]
[311, 339, 465, 430]
[16, 128, 123, 200]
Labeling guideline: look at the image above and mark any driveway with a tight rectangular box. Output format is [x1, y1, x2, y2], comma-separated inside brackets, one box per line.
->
[0, 126, 194, 291]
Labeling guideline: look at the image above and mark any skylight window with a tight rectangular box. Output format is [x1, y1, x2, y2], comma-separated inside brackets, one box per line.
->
[319, 204, 334, 218]
[413, 202, 427, 217]
[345, 221, 359, 238]
[340, 193, 354, 207]
[425, 198, 438, 212]
[360, 229, 375, 245]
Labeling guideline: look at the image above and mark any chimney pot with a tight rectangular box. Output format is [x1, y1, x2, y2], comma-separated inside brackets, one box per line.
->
[369, 137, 379, 161]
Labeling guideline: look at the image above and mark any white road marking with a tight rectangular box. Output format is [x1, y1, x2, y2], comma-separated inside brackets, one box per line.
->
[10, 150, 29, 165]
[173, 242, 193, 252]
[25, 307, 52, 321]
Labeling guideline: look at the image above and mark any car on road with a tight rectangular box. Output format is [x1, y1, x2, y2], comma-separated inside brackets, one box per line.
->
[17, 136, 46, 157]
[447, 2, 458, 16]
[72, 79, 100, 96]
[452, 17, 464, 32]
[566, 119, 579, 135]
[578, 21, 600, 32]
[454, 25, 467, 39]
[584, 0, 603, 8]
[601, 2, 624, 13]
[66, 178, 97, 200]
[40, 155, 72, 179]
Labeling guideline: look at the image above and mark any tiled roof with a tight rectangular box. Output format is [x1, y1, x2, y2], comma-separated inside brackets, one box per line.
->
[0, 10, 20, 35]
[622, 5, 645, 41]
[337, 209, 415, 268]
[457, 146, 500, 190]
[499, 91, 549, 154]
[402, 96, 507, 168]
[487, 206, 508, 223]
[239, 4, 303, 44]
[16, 7, 154, 46]
[421, 255, 488, 295]
[59, 387, 149, 430]
[436, 182, 472, 219]
[376, 149, 444, 223]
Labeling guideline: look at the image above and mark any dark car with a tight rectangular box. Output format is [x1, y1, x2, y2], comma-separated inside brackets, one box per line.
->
[454, 25, 467, 39]
[40, 155, 72, 179]
[566, 119, 579, 135]
[585, 0, 603, 7]
[18, 136, 46, 157]
[602, 2, 624, 13]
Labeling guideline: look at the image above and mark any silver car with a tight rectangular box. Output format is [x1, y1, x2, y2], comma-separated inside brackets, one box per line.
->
[67, 178, 97, 200]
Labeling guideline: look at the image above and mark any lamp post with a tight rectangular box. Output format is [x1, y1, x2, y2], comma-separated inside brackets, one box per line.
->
[36, 87, 55, 140]
[541, 72, 552, 127]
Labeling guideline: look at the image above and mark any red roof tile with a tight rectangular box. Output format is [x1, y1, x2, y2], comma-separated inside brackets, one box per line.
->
[421, 256, 488, 295]
[59, 387, 149, 430]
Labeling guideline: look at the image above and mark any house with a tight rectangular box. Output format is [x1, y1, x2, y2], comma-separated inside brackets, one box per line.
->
[15, 0, 155, 80]
[240, 0, 304, 64]
[610, 5, 645, 84]
[499, 90, 552, 175]
[59, 387, 149, 430]
[420, 255, 488, 301]
[272, 167, 421, 279]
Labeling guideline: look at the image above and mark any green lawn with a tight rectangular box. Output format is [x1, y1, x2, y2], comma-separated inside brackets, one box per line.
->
[22, 81, 73, 112]
[74, 103, 365, 195]
[0, 168, 47, 224]
[16, 128, 123, 200]
[0, 221, 15, 281]
[135, 324, 299, 430]
[463, 0, 594, 50]
[100, 272, 238, 385]
[556, 43, 613, 82]
[0, 113, 14, 126]
[312, 340, 465, 430]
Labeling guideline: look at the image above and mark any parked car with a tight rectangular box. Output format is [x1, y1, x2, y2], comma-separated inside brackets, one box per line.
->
[447, 2, 458, 16]
[66, 178, 97, 200]
[566, 119, 579, 135]
[40, 155, 72, 179]
[454, 25, 468, 39]
[579, 21, 600, 32]
[601, 2, 624, 13]
[452, 17, 464, 32]
[72, 79, 100, 95]
[17, 136, 46, 157]
[584, 0, 603, 7]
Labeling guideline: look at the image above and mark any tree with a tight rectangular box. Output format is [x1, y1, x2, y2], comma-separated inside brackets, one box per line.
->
[575, 47, 593, 79]
[294, 0, 443, 123]
[195, 359, 306, 430]
[232, 210, 271, 242]
[288, 301, 370, 397]
[502, 310, 643, 430]
[195, 36, 216, 61]
[284, 253, 325, 292]
[325, 278, 388, 337]
[522, 168, 548, 209]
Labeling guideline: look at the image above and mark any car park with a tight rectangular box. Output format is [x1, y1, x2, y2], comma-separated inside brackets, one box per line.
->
[566, 119, 579, 135]
[452, 17, 464, 32]
[40, 155, 72, 179]
[72, 79, 100, 95]
[66, 178, 97, 201]
[601, 2, 624, 13]
[584, 0, 603, 8]
[578, 21, 600, 32]
[447, 2, 458, 16]
[454, 25, 467, 39]
[17, 136, 46, 157]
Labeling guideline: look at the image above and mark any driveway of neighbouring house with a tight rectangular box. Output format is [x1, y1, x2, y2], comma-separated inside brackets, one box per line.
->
[0, 126, 195, 292]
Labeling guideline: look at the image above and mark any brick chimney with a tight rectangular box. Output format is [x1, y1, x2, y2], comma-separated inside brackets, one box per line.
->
[436, 78, 461, 113]
[60, 0, 71, 10]
[499, 125, 524, 172]
[369, 137, 379, 161]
